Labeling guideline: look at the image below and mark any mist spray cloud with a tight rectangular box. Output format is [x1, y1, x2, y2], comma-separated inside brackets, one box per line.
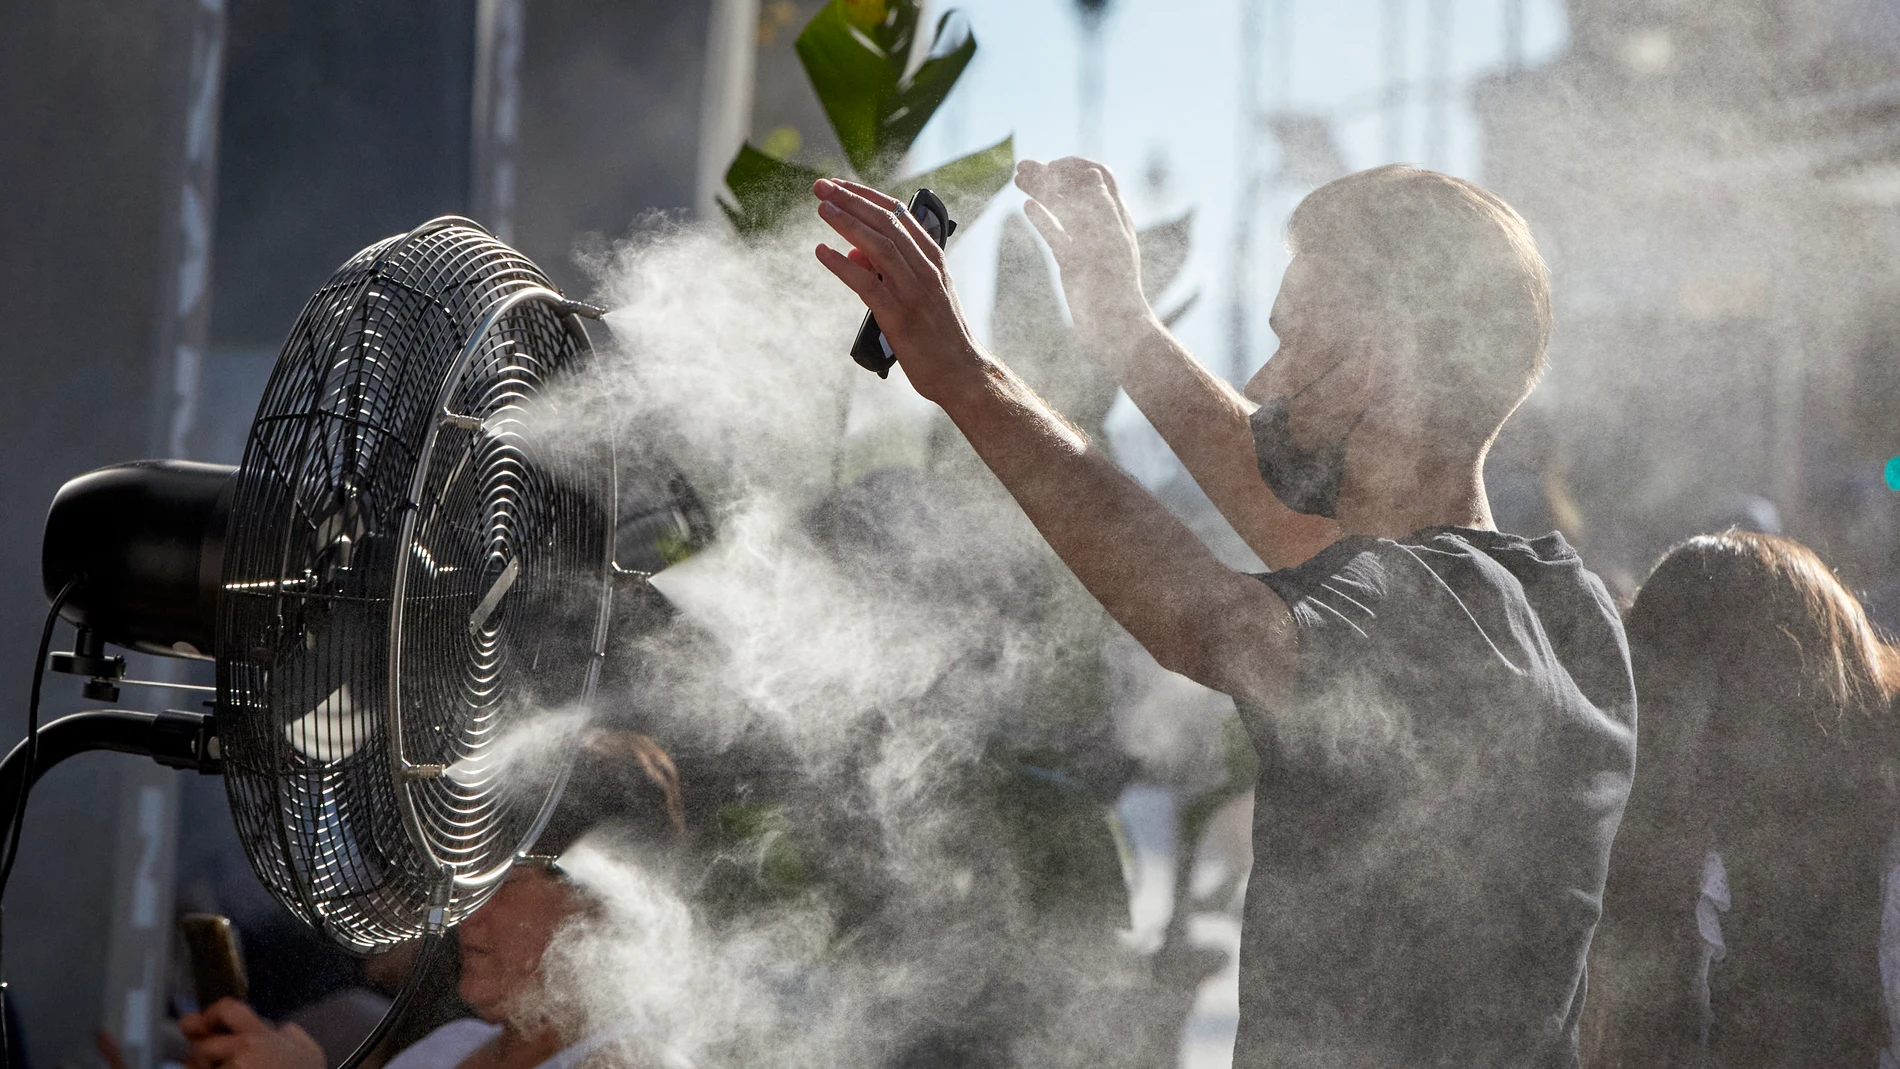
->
[507, 213, 1188, 1069]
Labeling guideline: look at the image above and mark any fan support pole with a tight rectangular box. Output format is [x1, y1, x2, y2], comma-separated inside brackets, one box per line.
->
[0, 711, 453, 1069]
[0, 709, 219, 834]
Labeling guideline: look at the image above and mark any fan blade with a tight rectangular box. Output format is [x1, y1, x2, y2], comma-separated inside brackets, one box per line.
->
[284, 683, 363, 763]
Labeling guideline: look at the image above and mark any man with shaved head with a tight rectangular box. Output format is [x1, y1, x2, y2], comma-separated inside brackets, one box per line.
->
[812, 160, 1633, 1067]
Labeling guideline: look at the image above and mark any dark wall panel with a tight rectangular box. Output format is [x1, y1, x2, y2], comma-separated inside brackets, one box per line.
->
[513, 0, 712, 292]
[209, 0, 475, 350]
[0, 2, 199, 1066]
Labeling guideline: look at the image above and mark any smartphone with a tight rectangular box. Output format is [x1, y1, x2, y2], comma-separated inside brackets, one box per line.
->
[849, 187, 957, 378]
[179, 913, 249, 1009]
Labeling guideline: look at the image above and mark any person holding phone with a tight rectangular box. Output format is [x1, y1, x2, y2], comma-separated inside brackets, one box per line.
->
[178, 731, 686, 1069]
[812, 161, 1634, 1066]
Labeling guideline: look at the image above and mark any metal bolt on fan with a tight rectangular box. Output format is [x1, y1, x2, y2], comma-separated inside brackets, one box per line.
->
[9, 216, 699, 1063]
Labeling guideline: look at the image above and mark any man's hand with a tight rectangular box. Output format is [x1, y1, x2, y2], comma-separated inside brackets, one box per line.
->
[1015, 158, 1337, 568]
[811, 174, 1294, 707]
[812, 178, 989, 404]
[180, 999, 324, 1069]
[95, 1029, 131, 1069]
[1014, 158, 1154, 340]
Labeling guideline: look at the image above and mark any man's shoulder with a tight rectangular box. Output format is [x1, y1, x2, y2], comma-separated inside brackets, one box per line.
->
[1393, 525, 1586, 583]
[1406, 527, 1628, 661]
[1259, 526, 1601, 620]
[1255, 525, 1631, 708]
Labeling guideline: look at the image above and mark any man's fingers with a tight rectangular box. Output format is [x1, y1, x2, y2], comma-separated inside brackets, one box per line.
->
[1015, 159, 1049, 197]
[817, 199, 913, 284]
[1023, 199, 1071, 254]
[828, 177, 904, 212]
[816, 181, 935, 276]
[827, 178, 941, 256]
[815, 244, 891, 313]
[1024, 154, 1144, 252]
[1018, 159, 1081, 209]
[202, 998, 267, 1035]
[1022, 158, 1122, 223]
[1016, 160, 1073, 205]
[187, 1033, 247, 1069]
[816, 179, 942, 269]
[1082, 160, 1138, 229]
[1046, 156, 1111, 192]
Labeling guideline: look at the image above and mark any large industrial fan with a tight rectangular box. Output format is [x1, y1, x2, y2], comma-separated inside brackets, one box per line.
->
[3, 217, 695, 1064]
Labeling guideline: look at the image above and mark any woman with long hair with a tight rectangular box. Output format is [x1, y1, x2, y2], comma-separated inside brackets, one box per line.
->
[1585, 531, 1900, 1066]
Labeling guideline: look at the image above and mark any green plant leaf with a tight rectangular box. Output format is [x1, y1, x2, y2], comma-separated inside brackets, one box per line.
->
[895, 134, 1014, 224]
[723, 142, 826, 235]
[837, 0, 887, 31]
[796, 2, 896, 177]
[734, 0, 992, 232]
[882, 12, 977, 162]
[989, 211, 1119, 438]
[1178, 715, 1260, 847]
[1138, 210, 1193, 300]
[858, 0, 919, 79]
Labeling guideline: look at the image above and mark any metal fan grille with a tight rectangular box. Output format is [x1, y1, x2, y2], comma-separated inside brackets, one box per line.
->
[217, 218, 613, 952]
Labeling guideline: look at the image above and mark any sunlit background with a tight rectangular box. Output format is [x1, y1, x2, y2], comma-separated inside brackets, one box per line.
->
[921, 0, 1566, 365]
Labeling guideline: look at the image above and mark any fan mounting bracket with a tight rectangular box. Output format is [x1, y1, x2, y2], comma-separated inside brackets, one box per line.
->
[49, 626, 126, 702]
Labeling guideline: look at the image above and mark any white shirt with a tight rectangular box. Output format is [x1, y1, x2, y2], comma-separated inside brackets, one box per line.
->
[382, 1020, 502, 1069]
[382, 1020, 679, 1069]
[1694, 846, 1900, 1066]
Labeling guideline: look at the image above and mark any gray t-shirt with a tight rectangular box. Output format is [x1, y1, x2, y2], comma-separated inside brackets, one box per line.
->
[1233, 527, 1635, 1068]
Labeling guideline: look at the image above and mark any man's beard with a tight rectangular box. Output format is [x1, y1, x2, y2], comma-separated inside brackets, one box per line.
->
[1250, 397, 1353, 520]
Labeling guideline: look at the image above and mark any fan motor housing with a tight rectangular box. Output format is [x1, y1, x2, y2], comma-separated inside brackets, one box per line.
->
[42, 459, 235, 659]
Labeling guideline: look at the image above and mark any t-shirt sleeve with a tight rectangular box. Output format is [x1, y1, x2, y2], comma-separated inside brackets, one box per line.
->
[1254, 534, 1397, 655]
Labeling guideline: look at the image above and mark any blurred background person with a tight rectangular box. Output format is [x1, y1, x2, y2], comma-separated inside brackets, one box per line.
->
[176, 730, 686, 1069]
[1584, 531, 1900, 1067]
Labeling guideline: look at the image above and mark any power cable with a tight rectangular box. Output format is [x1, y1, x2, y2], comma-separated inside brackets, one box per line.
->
[0, 573, 83, 1069]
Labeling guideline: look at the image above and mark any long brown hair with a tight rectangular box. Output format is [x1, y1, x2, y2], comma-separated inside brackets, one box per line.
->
[1586, 531, 1900, 1066]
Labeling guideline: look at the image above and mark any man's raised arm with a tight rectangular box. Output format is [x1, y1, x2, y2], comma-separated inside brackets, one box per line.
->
[1014, 159, 1336, 570]
[810, 178, 1294, 707]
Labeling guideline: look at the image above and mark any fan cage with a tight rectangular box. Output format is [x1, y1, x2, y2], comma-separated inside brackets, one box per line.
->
[217, 217, 615, 952]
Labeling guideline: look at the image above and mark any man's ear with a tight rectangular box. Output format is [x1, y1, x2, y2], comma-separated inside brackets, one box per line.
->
[1358, 335, 1447, 438]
